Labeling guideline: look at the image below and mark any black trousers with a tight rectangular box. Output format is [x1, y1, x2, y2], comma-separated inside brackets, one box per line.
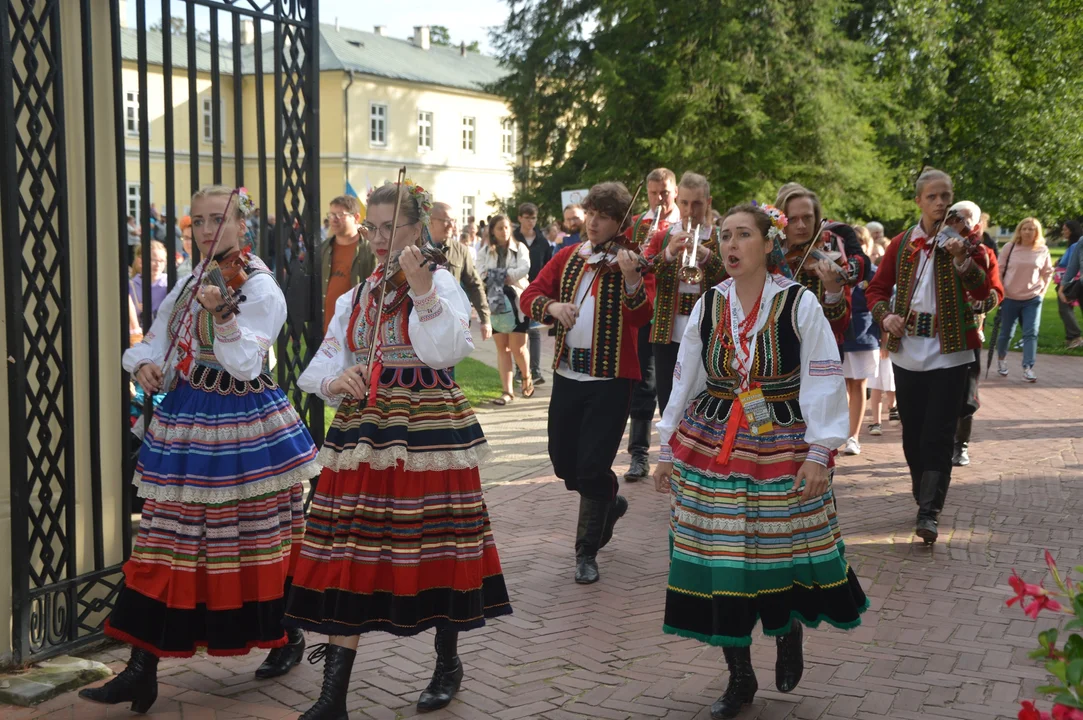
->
[549, 374, 633, 501]
[652, 342, 681, 418]
[893, 363, 968, 495]
[1058, 296, 1081, 342]
[959, 349, 981, 420]
[628, 324, 656, 422]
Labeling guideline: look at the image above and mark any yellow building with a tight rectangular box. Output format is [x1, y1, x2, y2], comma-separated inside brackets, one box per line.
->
[120, 21, 519, 226]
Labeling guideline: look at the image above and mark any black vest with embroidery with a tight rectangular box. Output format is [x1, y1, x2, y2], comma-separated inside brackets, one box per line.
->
[691, 284, 805, 427]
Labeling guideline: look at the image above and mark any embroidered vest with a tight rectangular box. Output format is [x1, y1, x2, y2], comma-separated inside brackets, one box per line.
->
[649, 226, 724, 344]
[691, 284, 805, 427]
[345, 280, 424, 367]
[552, 251, 630, 378]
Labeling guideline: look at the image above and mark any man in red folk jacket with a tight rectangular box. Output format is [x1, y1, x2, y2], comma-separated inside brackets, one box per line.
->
[521, 181, 652, 586]
[865, 168, 1003, 544]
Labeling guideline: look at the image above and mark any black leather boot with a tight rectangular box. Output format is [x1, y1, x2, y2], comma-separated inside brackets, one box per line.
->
[574, 497, 607, 584]
[417, 627, 463, 712]
[624, 418, 651, 482]
[952, 416, 972, 466]
[299, 643, 356, 720]
[710, 646, 758, 719]
[775, 623, 804, 692]
[599, 495, 628, 550]
[79, 646, 159, 714]
[915, 470, 941, 543]
[256, 627, 306, 679]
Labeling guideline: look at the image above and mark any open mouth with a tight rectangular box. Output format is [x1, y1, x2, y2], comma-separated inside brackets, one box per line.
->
[725, 254, 741, 269]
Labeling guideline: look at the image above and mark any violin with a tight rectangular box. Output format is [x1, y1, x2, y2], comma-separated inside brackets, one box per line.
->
[202, 248, 248, 319]
[783, 220, 851, 285]
[373, 242, 448, 293]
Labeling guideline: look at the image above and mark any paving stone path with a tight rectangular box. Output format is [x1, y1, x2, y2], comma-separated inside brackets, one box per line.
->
[9, 327, 1081, 720]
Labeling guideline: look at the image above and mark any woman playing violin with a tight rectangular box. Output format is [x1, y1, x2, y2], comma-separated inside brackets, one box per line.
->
[81, 186, 320, 714]
[775, 183, 852, 342]
[286, 180, 511, 718]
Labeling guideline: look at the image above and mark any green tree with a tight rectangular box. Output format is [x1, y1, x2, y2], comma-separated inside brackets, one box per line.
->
[430, 24, 482, 52]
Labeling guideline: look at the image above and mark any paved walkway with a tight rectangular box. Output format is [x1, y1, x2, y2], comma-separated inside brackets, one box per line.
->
[10, 325, 1082, 720]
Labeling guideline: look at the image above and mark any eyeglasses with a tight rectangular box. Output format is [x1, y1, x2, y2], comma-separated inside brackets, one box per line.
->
[361, 220, 415, 239]
[431, 216, 454, 226]
[327, 211, 350, 220]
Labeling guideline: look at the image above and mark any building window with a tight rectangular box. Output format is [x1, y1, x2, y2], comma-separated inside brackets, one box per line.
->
[370, 103, 387, 146]
[462, 117, 476, 152]
[501, 118, 515, 156]
[127, 183, 141, 222]
[202, 97, 225, 144]
[125, 91, 140, 136]
[461, 196, 475, 228]
[418, 111, 433, 151]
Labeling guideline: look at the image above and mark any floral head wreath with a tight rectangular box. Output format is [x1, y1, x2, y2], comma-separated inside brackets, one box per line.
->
[750, 201, 792, 279]
[367, 178, 434, 227]
[236, 186, 255, 218]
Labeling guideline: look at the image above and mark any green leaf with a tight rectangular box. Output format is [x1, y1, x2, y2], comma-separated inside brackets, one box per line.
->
[1073, 594, 1083, 618]
[1066, 619, 1083, 631]
[1030, 648, 1053, 659]
[1048, 660, 1068, 683]
[1065, 634, 1083, 659]
[1036, 685, 1065, 694]
[1041, 629, 1060, 648]
[1067, 658, 1083, 686]
[1054, 692, 1083, 709]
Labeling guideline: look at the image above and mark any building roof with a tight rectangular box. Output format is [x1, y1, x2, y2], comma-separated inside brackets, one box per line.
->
[120, 25, 508, 95]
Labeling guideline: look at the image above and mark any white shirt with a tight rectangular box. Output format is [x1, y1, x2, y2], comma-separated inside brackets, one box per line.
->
[644, 205, 682, 225]
[664, 220, 713, 343]
[299, 270, 476, 405]
[657, 273, 849, 464]
[123, 271, 285, 382]
[889, 225, 974, 372]
[556, 243, 616, 383]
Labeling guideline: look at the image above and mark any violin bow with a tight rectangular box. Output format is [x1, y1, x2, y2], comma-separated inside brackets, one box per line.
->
[794, 219, 829, 273]
[365, 166, 408, 398]
[160, 189, 239, 387]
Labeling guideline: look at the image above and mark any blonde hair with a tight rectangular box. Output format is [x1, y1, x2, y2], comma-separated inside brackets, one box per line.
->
[853, 225, 874, 255]
[646, 167, 676, 186]
[191, 184, 249, 219]
[775, 182, 822, 230]
[915, 167, 953, 196]
[1012, 217, 1046, 248]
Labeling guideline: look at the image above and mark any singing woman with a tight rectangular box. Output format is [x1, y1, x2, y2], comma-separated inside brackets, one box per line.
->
[285, 181, 511, 719]
[80, 186, 319, 713]
[653, 203, 868, 720]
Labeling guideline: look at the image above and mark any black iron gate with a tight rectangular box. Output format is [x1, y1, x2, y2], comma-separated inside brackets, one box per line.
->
[0, 0, 323, 664]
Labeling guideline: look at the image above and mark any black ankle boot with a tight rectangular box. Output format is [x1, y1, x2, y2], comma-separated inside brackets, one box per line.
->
[915, 471, 941, 543]
[299, 643, 356, 720]
[417, 627, 463, 712]
[952, 416, 972, 466]
[710, 646, 758, 719]
[256, 627, 306, 679]
[598, 495, 628, 550]
[78, 646, 159, 714]
[775, 623, 804, 692]
[574, 497, 608, 584]
[624, 418, 651, 482]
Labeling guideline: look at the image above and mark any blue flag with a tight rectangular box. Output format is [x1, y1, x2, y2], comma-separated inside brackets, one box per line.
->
[345, 181, 359, 198]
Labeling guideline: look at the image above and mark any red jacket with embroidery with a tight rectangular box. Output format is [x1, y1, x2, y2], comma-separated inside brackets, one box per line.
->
[865, 225, 1003, 355]
[521, 243, 653, 380]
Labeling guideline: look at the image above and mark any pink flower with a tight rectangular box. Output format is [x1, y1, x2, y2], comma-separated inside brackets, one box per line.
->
[1022, 594, 1062, 618]
[1044, 550, 1057, 571]
[1020, 701, 1052, 720]
[1053, 705, 1083, 720]
[1007, 572, 1050, 608]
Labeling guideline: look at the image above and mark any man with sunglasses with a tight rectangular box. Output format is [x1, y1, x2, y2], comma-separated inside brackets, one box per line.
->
[321, 195, 375, 332]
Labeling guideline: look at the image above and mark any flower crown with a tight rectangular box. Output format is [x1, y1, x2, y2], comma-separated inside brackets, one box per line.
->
[367, 178, 434, 226]
[236, 186, 255, 218]
[756, 202, 788, 243]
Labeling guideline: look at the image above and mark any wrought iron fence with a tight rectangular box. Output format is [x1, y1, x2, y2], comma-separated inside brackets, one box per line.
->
[0, 0, 322, 664]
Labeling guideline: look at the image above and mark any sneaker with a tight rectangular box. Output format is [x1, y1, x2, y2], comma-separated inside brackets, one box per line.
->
[868, 423, 882, 436]
[1068, 337, 1083, 349]
[843, 437, 861, 456]
[532, 375, 546, 386]
[889, 406, 900, 422]
[997, 358, 1009, 376]
[1023, 366, 1037, 383]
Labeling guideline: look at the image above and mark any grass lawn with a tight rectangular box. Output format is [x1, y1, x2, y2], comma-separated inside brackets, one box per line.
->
[988, 244, 1083, 357]
[322, 356, 503, 431]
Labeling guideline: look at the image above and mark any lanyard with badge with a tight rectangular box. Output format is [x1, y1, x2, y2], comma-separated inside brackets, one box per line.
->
[715, 283, 773, 463]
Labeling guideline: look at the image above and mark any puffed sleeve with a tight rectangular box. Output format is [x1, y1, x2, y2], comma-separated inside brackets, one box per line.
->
[797, 291, 849, 465]
[298, 287, 357, 406]
[657, 295, 709, 462]
[409, 269, 476, 369]
[122, 275, 192, 373]
[210, 273, 286, 381]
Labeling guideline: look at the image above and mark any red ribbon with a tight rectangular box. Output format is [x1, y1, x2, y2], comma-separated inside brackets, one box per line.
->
[366, 360, 382, 407]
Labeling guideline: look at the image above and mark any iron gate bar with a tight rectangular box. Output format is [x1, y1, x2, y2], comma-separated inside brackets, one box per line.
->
[185, 0, 307, 26]
[80, 0, 105, 572]
[136, 0, 152, 334]
[232, 12, 243, 189]
[254, 17, 268, 260]
[305, 0, 322, 447]
[185, 0, 199, 256]
[161, 0, 178, 288]
[210, 9, 222, 184]
[110, 0, 134, 564]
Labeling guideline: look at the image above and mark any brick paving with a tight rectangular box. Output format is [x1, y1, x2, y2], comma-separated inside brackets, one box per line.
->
[8, 345, 1082, 720]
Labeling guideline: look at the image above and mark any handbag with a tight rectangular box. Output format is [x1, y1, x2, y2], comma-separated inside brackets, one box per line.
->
[1064, 278, 1082, 302]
